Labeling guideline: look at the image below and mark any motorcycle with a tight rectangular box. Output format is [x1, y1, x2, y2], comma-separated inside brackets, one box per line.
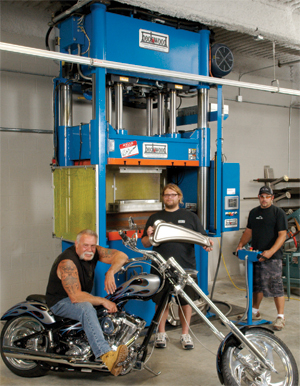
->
[0, 220, 298, 385]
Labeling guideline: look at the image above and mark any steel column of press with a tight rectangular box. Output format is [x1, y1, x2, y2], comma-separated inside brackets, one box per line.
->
[147, 95, 153, 136]
[170, 89, 177, 134]
[106, 84, 113, 125]
[197, 87, 209, 230]
[157, 91, 164, 136]
[90, 3, 107, 252]
[115, 83, 123, 132]
[215, 85, 223, 236]
[196, 86, 210, 295]
[59, 84, 72, 166]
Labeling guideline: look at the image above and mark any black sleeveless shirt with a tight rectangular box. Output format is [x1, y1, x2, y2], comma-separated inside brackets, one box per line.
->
[46, 246, 99, 308]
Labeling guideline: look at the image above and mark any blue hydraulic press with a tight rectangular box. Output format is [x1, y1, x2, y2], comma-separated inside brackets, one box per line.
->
[51, 2, 238, 324]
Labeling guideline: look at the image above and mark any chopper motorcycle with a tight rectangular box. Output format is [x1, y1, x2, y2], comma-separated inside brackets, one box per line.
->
[0, 220, 298, 385]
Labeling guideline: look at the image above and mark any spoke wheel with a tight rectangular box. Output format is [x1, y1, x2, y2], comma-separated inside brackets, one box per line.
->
[1, 316, 48, 377]
[221, 328, 298, 386]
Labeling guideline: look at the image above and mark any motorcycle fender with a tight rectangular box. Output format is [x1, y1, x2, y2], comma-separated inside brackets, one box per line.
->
[1, 300, 56, 325]
[216, 325, 274, 385]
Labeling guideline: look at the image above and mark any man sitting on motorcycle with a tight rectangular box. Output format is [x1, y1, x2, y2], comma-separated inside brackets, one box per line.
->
[46, 229, 129, 376]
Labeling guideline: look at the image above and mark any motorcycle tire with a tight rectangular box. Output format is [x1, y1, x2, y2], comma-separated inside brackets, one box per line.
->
[221, 328, 298, 386]
[1, 315, 49, 377]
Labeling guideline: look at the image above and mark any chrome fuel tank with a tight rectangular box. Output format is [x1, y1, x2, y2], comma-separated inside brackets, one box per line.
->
[150, 220, 211, 247]
[110, 273, 161, 302]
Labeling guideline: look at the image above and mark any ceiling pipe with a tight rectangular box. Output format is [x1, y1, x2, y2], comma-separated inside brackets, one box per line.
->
[0, 127, 53, 134]
[1, 42, 300, 97]
[278, 59, 300, 67]
[50, 0, 94, 26]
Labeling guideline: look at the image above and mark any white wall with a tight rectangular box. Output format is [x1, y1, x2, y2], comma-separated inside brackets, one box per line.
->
[0, 31, 61, 314]
[207, 74, 299, 280]
[0, 6, 299, 315]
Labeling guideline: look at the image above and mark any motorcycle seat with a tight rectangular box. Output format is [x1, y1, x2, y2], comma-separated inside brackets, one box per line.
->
[26, 294, 47, 304]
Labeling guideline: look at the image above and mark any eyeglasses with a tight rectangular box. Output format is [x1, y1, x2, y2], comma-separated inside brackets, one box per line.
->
[163, 193, 178, 198]
[259, 195, 272, 199]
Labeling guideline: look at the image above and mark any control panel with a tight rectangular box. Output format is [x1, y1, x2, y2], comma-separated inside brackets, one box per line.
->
[222, 164, 240, 232]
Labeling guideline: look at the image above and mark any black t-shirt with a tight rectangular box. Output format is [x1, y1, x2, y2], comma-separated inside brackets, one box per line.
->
[142, 208, 206, 269]
[46, 246, 99, 308]
[247, 205, 288, 259]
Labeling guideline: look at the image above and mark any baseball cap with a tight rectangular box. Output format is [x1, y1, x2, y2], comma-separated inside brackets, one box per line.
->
[259, 186, 273, 196]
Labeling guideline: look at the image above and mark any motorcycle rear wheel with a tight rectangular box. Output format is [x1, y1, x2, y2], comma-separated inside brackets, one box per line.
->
[221, 328, 298, 386]
[1, 315, 49, 377]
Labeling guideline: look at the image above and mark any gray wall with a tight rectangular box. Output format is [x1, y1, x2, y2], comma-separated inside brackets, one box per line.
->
[0, 31, 62, 313]
[0, 8, 299, 315]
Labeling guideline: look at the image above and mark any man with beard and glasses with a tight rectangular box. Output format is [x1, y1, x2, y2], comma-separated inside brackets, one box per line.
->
[46, 229, 129, 376]
[142, 183, 213, 350]
[236, 186, 288, 331]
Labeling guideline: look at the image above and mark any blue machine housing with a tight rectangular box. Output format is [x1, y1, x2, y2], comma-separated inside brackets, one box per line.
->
[60, 9, 210, 80]
[108, 126, 200, 162]
[57, 5, 211, 169]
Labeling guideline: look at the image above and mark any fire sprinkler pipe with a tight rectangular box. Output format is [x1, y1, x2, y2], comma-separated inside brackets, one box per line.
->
[51, 0, 94, 26]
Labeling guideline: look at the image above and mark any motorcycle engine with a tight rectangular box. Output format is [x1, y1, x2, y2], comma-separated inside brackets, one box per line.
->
[64, 338, 91, 356]
[100, 311, 146, 347]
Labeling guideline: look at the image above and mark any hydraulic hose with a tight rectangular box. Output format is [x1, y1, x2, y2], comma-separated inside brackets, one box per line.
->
[210, 234, 223, 301]
[209, 234, 232, 317]
[45, 26, 53, 50]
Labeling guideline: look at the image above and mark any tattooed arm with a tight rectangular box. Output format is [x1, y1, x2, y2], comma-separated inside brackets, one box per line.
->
[57, 259, 117, 312]
[97, 247, 129, 294]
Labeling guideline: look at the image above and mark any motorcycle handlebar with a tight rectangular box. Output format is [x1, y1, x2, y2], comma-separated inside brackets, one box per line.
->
[118, 230, 130, 242]
[118, 229, 167, 269]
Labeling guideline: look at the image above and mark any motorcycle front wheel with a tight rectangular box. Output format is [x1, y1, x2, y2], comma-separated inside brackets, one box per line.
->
[1, 316, 49, 377]
[221, 328, 298, 386]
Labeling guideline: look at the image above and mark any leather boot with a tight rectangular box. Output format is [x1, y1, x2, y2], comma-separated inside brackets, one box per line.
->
[101, 345, 128, 376]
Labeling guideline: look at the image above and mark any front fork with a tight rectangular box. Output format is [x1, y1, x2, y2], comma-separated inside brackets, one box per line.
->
[167, 257, 277, 374]
[137, 283, 172, 364]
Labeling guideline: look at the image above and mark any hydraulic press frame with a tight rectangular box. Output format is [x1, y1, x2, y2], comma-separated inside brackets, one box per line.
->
[53, 4, 240, 314]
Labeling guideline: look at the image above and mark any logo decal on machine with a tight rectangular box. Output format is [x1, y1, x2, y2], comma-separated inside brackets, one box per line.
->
[120, 141, 139, 158]
[143, 143, 168, 158]
[139, 29, 169, 53]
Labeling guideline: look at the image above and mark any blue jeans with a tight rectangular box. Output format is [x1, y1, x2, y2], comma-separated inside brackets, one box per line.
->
[51, 298, 111, 358]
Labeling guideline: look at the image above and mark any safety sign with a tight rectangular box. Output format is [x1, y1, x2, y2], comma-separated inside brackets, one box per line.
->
[119, 141, 139, 158]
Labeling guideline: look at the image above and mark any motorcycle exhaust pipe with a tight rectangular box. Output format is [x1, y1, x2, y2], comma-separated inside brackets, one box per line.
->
[2, 346, 107, 371]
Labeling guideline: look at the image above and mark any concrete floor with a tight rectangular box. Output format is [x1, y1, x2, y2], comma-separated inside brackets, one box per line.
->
[1, 275, 299, 386]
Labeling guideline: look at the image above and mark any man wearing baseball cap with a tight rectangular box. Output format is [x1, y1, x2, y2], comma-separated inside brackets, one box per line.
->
[236, 186, 288, 330]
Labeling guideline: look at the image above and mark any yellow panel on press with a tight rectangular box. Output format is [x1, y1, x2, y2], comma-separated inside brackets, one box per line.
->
[53, 166, 97, 241]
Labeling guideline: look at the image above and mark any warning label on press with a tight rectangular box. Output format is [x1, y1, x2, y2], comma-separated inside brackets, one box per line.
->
[119, 141, 139, 158]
